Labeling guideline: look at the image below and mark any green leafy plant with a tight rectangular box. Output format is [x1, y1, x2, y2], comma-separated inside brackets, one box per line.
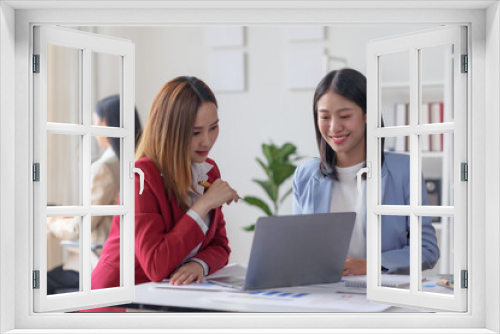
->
[242, 142, 301, 231]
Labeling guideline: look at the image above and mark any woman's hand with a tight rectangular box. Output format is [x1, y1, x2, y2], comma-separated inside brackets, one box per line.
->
[169, 261, 204, 285]
[46, 216, 70, 229]
[46, 216, 58, 229]
[343, 257, 367, 276]
[191, 179, 239, 219]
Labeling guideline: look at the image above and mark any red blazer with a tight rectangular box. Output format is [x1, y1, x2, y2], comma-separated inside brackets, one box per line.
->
[91, 157, 231, 290]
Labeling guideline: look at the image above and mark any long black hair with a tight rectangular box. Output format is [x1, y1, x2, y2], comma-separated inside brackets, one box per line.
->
[95, 95, 143, 158]
[313, 68, 384, 179]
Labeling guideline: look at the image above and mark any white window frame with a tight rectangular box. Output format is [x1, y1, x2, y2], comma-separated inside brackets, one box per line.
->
[1, 2, 499, 333]
[365, 25, 467, 312]
[32, 25, 136, 312]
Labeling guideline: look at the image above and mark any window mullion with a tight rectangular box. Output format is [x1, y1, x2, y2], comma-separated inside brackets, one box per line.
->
[373, 205, 454, 216]
[365, 45, 381, 293]
[81, 47, 92, 294]
[34, 27, 49, 303]
[46, 123, 129, 138]
[122, 49, 135, 290]
[452, 26, 468, 308]
[373, 123, 454, 138]
[409, 46, 420, 294]
[90, 126, 129, 138]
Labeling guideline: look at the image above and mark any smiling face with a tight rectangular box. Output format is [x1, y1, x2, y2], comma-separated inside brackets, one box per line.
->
[316, 91, 366, 167]
[190, 101, 219, 163]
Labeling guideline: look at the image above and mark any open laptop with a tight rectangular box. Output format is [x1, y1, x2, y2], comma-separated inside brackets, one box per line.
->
[208, 212, 355, 290]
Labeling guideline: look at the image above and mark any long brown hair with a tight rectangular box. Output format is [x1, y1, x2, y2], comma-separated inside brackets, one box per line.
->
[135, 76, 217, 210]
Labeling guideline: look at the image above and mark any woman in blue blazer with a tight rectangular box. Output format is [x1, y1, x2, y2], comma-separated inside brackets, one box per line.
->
[292, 68, 439, 275]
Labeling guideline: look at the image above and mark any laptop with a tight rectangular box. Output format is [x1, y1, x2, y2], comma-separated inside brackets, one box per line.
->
[208, 212, 355, 290]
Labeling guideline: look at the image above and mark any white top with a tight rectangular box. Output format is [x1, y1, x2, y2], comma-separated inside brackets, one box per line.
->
[329, 161, 366, 259]
[183, 161, 213, 275]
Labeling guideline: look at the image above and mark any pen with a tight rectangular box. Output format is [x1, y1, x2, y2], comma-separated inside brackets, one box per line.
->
[198, 181, 212, 188]
[198, 181, 242, 199]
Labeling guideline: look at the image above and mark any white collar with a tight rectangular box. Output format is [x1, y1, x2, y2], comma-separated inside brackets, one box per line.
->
[191, 162, 213, 194]
[337, 161, 366, 175]
[102, 147, 116, 160]
[337, 161, 366, 182]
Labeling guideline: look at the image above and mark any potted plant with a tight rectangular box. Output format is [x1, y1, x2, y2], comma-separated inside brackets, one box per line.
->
[242, 142, 301, 231]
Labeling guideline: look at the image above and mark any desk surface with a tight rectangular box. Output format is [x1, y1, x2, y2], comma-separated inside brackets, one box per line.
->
[132, 278, 451, 313]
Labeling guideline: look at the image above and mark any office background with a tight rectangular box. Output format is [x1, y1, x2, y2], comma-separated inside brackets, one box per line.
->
[47, 25, 447, 268]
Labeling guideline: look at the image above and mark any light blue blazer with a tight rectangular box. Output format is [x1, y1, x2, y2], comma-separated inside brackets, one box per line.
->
[292, 153, 440, 274]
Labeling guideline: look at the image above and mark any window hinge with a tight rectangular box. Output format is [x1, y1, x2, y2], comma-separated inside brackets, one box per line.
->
[33, 270, 40, 289]
[461, 54, 468, 73]
[461, 162, 468, 181]
[461, 270, 468, 289]
[33, 54, 40, 73]
[33, 163, 40, 182]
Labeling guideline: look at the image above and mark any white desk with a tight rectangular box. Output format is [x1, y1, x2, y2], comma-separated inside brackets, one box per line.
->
[131, 279, 450, 313]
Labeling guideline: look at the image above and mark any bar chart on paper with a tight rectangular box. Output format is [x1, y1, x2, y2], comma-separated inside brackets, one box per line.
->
[206, 288, 391, 312]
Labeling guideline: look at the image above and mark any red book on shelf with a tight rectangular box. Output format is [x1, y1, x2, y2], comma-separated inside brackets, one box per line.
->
[421, 103, 430, 152]
[429, 102, 444, 151]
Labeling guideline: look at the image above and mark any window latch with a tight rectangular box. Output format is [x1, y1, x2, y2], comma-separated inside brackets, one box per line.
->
[130, 162, 144, 195]
[356, 161, 371, 195]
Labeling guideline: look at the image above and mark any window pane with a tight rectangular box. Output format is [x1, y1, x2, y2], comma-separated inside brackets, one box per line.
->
[90, 215, 114, 275]
[420, 44, 454, 125]
[380, 51, 410, 128]
[380, 215, 410, 290]
[46, 216, 82, 295]
[47, 133, 81, 206]
[47, 44, 81, 124]
[91, 215, 120, 291]
[91, 51, 121, 125]
[421, 132, 454, 207]
[382, 137, 410, 205]
[420, 133, 454, 209]
[91, 51, 122, 207]
[424, 177, 442, 207]
[393, 135, 410, 153]
[90, 135, 121, 205]
[384, 133, 411, 154]
[422, 152, 443, 207]
[421, 216, 453, 296]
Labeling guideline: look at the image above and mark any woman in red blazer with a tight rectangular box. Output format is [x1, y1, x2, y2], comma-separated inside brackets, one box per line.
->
[91, 76, 239, 294]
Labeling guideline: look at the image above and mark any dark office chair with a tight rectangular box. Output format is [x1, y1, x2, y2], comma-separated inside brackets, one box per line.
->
[51, 241, 103, 294]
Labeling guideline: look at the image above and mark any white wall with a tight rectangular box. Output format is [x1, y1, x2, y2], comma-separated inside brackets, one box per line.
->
[0, 2, 16, 333]
[86, 25, 438, 264]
